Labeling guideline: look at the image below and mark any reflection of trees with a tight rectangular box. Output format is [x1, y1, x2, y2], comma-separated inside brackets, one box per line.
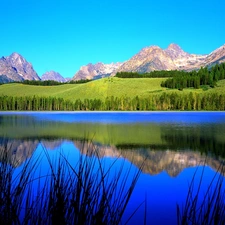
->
[0, 139, 39, 167]
[161, 126, 225, 157]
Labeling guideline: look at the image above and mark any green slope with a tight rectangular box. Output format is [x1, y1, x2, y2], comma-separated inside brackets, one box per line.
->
[0, 78, 225, 102]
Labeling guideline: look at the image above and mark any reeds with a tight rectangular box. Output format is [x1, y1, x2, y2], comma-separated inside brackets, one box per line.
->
[0, 141, 144, 225]
[177, 162, 225, 225]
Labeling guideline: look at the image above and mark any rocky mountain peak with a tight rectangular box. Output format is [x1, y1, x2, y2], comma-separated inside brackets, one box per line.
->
[41, 71, 66, 82]
[165, 43, 190, 60]
[7, 52, 26, 63]
[167, 43, 183, 51]
[4, 52, 40, 81]
[138, 45, 162, 56]
[73, 62, 122, 80]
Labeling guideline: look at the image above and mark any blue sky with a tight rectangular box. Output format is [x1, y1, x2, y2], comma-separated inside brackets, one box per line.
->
[1, 0, 225, 78]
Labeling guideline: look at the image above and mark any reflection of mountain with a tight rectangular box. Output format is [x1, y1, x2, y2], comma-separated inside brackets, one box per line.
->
[120, 149, 223, 177]
[1, 114, 225, 160]
[0, 138, 223, 177]
[71, 141, 224, 177]
[0, 139, 39, 167]
[72, 143, 224, 177]
[73, 140, 120, 158]
[41, 139, 65, 150]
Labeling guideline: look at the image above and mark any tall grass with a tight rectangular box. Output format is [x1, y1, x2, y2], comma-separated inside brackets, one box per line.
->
[177, 162, 225, 225]
[0, 141, 144, 225]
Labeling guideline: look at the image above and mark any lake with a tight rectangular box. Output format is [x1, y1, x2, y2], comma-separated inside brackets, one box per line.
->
[0, 111, 225, 224]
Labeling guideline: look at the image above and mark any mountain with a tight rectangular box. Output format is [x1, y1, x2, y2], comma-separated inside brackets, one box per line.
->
[114, 43, 208, 74]
[116, 45, 177, 73]
[0, 56, 25, 82]
[41, 71, 67, 82]
[0, 52, 40, 82]
[203, 44, 225, 67]
[0, 74, 14, 83]
[72, 62, 122, 80]
[164, 43, 207, 71]
[2, 44, 225, 83]
[72, 44, 225, 80]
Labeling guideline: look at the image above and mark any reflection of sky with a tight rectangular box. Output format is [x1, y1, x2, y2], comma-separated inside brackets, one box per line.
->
[1, 111, 225, 124]
[126, 165, 223, 225]
[14, 142, 225, 225]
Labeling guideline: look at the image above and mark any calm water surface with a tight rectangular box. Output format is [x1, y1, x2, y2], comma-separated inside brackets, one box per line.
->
[0, 111, 225, 225]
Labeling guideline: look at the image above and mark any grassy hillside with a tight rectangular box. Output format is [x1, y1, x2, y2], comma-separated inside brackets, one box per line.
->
[0, 77, 225, 102]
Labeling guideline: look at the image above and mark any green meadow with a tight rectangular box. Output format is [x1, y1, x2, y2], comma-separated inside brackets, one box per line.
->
[0, 77, 225, 101]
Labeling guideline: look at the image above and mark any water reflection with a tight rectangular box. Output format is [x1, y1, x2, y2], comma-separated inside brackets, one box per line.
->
[0, 138, 38, 167]
[1, 112, 225, 157]
[0, 138, 224, 178]
[0, 112, 225, 224]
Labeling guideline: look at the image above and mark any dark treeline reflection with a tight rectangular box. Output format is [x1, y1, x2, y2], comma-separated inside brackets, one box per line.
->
[161, 125, 225, 157]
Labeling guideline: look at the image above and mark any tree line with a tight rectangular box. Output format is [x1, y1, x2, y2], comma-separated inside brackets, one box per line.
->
[161, 63, 225, 89]
[22, 80, 65, 86]
[0, 93, 224, 111]
[17, 79, 92, 86]
[115, 71, 176, 78]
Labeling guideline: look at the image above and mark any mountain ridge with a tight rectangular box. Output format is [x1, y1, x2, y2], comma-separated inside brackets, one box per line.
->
[1, 43, 225, 83]
[73, 43, 225, 80]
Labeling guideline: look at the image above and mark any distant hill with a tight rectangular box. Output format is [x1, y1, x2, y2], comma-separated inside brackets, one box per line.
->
[41, 71, 67, 82]
[0, 52, 40, 82]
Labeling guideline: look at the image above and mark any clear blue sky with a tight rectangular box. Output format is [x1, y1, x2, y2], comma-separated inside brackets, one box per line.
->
[1, 0, 225, 78]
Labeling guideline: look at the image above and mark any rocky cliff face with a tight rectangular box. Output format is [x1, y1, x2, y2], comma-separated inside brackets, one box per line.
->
[72, 62, 122, 80]
[41, 71, 66, 82]
[0, 52, 40, 82]
[0, 75, 13, 83]
[0, 57, 25, 82]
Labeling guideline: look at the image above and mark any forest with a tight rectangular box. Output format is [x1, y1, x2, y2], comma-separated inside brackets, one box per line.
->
[0, 92, 224, 111]
[161, 63, 225, 89]
[116, 63, 225, 90]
